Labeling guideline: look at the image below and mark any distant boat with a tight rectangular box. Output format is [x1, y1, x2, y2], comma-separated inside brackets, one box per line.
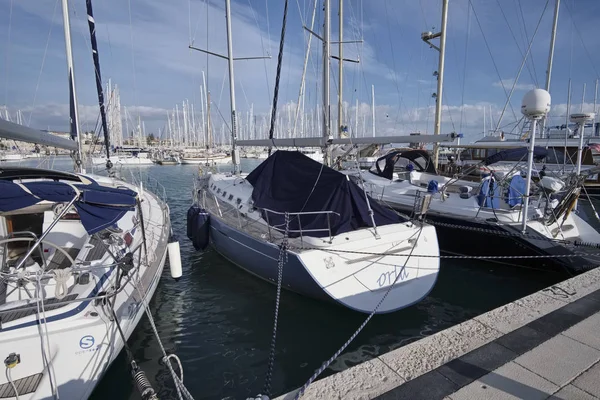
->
[181, 153, 230, 165]
[156, 154, 181, 165]
[91, 147, 153, 166]
[0, 152, 24, 162]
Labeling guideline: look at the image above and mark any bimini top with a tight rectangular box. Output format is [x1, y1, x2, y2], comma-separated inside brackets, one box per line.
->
[372, 149, 437, 180]
[483, 147, 548, 166]
[246, 151, 404, 238]
[0, 180, 137, 235]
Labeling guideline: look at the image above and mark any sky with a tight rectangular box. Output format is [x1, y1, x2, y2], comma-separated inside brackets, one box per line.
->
[1, 0, 600, 143]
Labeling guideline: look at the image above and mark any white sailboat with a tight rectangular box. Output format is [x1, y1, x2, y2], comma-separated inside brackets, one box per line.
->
[187, 0, 444, 314]
[0, 0, 173, 398]
[345, 91, 600, 273]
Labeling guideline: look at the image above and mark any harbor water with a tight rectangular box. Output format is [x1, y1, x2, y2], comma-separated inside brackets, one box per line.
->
[25, 158, 576, 399]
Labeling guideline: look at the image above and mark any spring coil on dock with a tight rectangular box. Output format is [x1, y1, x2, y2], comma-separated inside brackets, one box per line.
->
[132, 362, 158, 400]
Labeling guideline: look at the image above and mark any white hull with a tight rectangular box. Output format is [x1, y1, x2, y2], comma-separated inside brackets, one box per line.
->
[345, 168, 600, 259]
[181, 156, 231, 165]
[1, 154, 24, 162]
[91, 156, 153, 166]
[0, 174, 170, 399]
[196, 172, 440, 313]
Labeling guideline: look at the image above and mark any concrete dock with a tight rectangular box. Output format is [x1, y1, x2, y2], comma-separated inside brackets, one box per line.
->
[278, 267, 600, 400]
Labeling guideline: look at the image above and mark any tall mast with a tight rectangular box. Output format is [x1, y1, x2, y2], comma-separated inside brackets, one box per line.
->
[434, 0, 448, 167]
[422, 0, 448, 168]
[540, 0, 560, 138]
[545, 0, 560, 92]
[224, 0, 240, 173]
[61, 0, 84, 172]
[338, 0, 344, 138]
[371, 85, 375, 137]
[85, 0, 111, 165]
[323, 0, 331, 165]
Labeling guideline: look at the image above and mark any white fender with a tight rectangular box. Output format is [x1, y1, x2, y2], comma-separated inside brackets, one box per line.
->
[167, 241, 182, 280]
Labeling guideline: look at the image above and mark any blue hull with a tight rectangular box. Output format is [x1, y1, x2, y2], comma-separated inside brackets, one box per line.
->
[208, 216, 330, 302]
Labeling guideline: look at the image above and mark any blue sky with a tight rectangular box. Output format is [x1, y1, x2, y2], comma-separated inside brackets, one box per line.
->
[1, 0, 599, 142]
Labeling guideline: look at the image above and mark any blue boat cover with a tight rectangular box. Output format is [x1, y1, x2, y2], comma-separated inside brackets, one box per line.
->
[483, 147, 547, 166]
[506, 174, 527, 207]
[0, 180, 137, 234]
[246, 151, 405, 237]
[477, 177, 501, 209]
[427, 180, 439, 193]
[374, 149, 436, 180]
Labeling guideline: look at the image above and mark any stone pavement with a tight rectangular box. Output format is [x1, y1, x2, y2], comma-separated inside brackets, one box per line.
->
[277, 267, 600, 400]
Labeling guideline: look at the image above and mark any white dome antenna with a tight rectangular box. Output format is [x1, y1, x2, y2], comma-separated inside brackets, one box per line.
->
[570, 112, 595, 124]
[519, 88, 551, 234]
[521, 89, 551, 120]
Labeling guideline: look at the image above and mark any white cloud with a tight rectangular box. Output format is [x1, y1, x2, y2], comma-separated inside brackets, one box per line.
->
[493, 79, 536, 91]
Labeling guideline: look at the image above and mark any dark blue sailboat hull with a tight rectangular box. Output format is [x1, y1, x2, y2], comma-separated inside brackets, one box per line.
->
[206, 216, 329, 302]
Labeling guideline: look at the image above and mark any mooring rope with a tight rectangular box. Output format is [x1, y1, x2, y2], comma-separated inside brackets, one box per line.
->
[293, 224, 426, 399]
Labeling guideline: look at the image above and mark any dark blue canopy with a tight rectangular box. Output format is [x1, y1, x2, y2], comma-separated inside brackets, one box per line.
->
[373, 149, 437, 179]
[246, 151, 405, 238]
[0, 180, 137, 235]
[483, 147, 548, 166]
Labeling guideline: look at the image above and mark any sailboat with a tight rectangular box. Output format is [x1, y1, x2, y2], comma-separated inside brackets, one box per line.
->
[0, 0, 173, 398]
[187, 0, 442, 314]
[345, 91, 600, 273]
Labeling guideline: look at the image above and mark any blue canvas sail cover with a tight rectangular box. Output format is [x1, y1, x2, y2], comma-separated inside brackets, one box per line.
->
[246, 151, 405, 237]
[506, 174, 527, 207]
[483, 147, 548, 166]
[0, 180, 137, 234]
[477, 176, 501, 209]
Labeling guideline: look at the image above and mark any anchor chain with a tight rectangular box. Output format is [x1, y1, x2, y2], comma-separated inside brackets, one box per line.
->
[260, 212, 290, 399]
[292, 225, 425, 399]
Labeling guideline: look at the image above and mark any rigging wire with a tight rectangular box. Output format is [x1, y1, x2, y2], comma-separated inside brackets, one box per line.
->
[28, 0, 60, 126]
[563, 0, 600, 80]
[383, 0, 411, 128]
[246, 0, 273, 102]
[494, 0, 537, 86]
[292, 0, 318, 136]
[516, 0, 540, 86]
[468, 0, 519, 123]
[494, 0, 550, 132]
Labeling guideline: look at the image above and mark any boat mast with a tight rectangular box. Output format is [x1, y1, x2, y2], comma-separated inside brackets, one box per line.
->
[422, 0, 448, 168]
[338, 0, 344, 138]
[224, 0, 240, 173]
[371, 85, 375, 137]
[540, 0, 561, 138]
[61, 0, 84, 173]
[85, 0, 112, 167]
[323, 0, 331, 165]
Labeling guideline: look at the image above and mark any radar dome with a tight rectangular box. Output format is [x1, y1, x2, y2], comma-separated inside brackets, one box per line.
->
[570, 113, 595, 124]
[521, 89, 551, 119]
